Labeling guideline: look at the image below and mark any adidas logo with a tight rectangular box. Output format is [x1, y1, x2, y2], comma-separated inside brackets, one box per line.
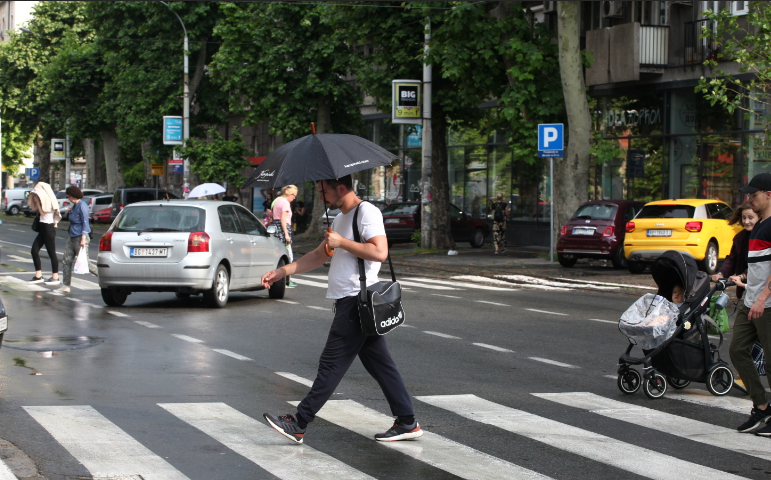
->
[381, 311, 403, 328]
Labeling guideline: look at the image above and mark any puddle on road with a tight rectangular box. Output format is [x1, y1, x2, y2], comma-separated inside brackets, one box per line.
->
[2, 335, 103, 352]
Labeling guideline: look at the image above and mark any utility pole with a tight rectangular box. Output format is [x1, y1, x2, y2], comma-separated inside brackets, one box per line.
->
[420, 18, 432, 248]
[65, 118, 71, 188]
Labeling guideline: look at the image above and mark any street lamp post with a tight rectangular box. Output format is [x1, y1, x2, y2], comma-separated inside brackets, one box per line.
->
[159, 1, 190, 196]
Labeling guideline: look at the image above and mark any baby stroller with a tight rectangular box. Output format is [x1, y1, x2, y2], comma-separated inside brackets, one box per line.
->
[617, 250, 734, 399]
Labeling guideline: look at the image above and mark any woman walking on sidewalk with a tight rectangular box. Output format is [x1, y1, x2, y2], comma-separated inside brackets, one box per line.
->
[57, 186, 98, 293]
[272, 185, 298, 288]
[490, 193, 509, 254]
[27, 182, 61, 285]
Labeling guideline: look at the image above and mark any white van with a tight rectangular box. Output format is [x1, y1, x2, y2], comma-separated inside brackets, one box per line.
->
[1, 189, 32, 216]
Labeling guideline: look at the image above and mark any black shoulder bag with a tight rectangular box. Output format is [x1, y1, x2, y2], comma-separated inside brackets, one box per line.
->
[352, 202, 405, 336]
[31, 213, 40, 232]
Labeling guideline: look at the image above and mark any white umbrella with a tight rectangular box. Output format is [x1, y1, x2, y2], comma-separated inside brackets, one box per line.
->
[188, 183, 226, 198]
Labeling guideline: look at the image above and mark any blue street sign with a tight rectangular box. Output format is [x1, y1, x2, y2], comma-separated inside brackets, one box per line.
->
[538, 123, 564, 157]
[172, 164, 183, 174]
[29, 168, 40, 180]
[163, 116, 183, 145]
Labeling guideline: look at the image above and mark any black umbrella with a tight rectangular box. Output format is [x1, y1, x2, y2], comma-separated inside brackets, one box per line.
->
[243, 124, 399, 256]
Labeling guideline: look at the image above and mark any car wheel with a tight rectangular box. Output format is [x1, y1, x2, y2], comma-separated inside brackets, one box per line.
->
[101, 287, 128, 307]
[699, 241, 719, 275]
[558, 253, 577, 268]
[204, 264, 230, 308]
[470, 228, 485, 248]
[8, 205, 19, 216]
[269, 259, 287, 300]
[627, 261, 646, 274]
[611, 247, 627, 269]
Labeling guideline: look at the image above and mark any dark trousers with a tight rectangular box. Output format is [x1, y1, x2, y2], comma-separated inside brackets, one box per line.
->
[296, 295, 414, 426]
[729, 303, 771, 406]
[31, 223, 58, 273]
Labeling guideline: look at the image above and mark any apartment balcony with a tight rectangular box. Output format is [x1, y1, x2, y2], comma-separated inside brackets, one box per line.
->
[684, 19, 718, 66]
[586, 23, 670, 86]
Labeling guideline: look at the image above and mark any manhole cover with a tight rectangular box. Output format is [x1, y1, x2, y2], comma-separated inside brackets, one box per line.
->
[2, 335, 103, 352]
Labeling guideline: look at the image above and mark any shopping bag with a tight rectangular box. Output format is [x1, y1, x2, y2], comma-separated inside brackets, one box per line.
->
[707, 296, 730, 334]
[73, 247, 89, 275]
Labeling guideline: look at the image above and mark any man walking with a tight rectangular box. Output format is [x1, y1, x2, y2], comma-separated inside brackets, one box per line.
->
[260, 175, 421, 444]
[731, 173, 771, 436]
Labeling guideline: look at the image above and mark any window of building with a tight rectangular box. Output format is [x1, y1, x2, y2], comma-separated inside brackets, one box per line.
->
[731, 1, 749, 15]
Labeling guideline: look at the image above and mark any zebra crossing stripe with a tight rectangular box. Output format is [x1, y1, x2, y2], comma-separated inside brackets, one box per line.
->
[398, 280, 459, 291]
[70, 277, 100, 290]
[23, 405, 189, 480]
[410, 277, 512, 291]
[276, 372, 314, 387]
[0, 459, 16, 480]
[416, 394, 744, 480]
[535, 392, 771, 462]
[0, 276, 46, 292]
[292, 278, 328, 288]
[159, 403, 374, 480]
[287, 399, 551, 480]
[666, 389, 753, 415]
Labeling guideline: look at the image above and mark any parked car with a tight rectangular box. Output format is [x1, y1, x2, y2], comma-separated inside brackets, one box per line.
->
[0, 293, 7, 349]
[109, 187, 178, 221]
[318, 200, 390, 233]
[97, 200, 289, 308]
[1, 188, 32, 216]
[55, 192, 73, 220]
[556, 200, 645, 269]
[84, 193, 113, 218]
[93, 207, 112, 224]
[382, 202, 489, 248]
[623, 199, 742, 275]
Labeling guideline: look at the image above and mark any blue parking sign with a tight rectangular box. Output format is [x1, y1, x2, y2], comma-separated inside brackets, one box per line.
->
[538, 124, 564, 157]
[30, 168, 39, 180]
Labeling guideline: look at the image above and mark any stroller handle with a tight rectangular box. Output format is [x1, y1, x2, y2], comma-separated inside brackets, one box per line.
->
[711, 279, 736, 291]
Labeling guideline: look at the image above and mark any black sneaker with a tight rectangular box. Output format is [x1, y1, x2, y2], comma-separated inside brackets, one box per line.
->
[755, 423, 771, 437]
[44, 277, 60, 286]
[263, 413, 305, 444]
[737, 406, 771, 433]
[375, 418, 424, 442]
[29, 275, 44, 283]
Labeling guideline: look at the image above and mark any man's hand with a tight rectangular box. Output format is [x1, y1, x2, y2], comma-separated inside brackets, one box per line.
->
[729, 275, 746, 288]
[750, 297, 766, 320]
[81, 235, 87, 248]
[324, 229, 345, 249]
[261, 268, 285, 289]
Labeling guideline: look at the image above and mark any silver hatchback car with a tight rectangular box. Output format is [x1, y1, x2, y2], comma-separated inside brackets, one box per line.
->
[97, 200, 289, 308]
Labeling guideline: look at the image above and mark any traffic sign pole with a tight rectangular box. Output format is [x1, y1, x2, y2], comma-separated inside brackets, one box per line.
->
[538, 123, 563, 263]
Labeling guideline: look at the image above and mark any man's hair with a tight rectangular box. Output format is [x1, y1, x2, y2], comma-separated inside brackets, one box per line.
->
[65, 185, 83, 199]
[319, 175, 353, 191]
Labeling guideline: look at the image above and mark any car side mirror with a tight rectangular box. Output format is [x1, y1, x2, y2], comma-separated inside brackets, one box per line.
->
[266, 225, 277, 235]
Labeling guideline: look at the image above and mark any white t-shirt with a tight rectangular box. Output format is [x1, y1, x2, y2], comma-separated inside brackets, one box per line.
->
[40, 211, 54, 224]
[326, 201, 386, 299]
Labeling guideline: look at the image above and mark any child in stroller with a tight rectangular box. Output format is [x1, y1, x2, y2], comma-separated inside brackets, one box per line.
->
[617, 250, 734, 399]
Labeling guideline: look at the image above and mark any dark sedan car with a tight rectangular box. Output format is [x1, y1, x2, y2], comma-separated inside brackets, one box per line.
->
[556, 200, 645, 268]
[383, 202, 490, 248]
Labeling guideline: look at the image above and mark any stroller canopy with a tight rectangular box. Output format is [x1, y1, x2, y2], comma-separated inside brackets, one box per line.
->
[650, 251, 698, 302]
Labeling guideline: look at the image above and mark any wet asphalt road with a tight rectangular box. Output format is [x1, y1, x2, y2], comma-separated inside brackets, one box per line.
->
[0, 224, 769, 479]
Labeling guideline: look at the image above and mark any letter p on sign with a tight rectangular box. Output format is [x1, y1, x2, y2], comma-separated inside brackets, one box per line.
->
[538, 123, 564, 157]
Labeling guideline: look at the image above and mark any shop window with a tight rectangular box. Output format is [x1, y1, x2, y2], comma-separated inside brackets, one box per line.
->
[465, 145, 488, 220]
[487, 145, 512, 219]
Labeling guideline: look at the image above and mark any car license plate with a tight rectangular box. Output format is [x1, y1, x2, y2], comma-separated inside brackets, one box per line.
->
[0, 316, 7, 332]
[647, 229, 672, 237]
[572, 227, 594, 235]
[385, 218, 400, 224]
[130, 248, 168, 257]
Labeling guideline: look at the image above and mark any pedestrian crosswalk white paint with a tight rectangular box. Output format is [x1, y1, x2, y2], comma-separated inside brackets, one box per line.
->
[212, 349, 252, 361]
[276, 371, 314, 387]
[527, 357, 578, 368]
[476, 300, 509, 307]
[534, 392, 771, 462]
[7, 254, 33, 264]
[135, 320, 161, 329]
[292, 278, 329, 288]
[525, 308, 568, 316]
[287, 399, 552, 480]
[398, 280, 460, 290]
[473, 343, 513, 352]
[546, 277, 655, 290]
[108, 311, 130, 318]
[423, 330, 461, 339]
[0, 275, 46, 292]
[667, 389, 753, 415]
[171, 334, 204, 344]
[70, 277, 100, 290]
[307, 305, 329, 311]
[416, 394, 745, 480]
[23, 405, 189, 480]
[0, 459, 16, 480]
[277, 300, 299, 304]
[159, 402, 375, 480]
[415, 277, 513, 291]
[496, 275, 619, 290]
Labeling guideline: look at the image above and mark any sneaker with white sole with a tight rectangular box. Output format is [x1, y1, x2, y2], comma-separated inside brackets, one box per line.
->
[29, 275, 44, 283]
[375, 418, 423, 441]
[44, 277, 60, 285]
[54, 285, 70, 294]
[263, 413, 306, 444]
[737, 405, 771, 433]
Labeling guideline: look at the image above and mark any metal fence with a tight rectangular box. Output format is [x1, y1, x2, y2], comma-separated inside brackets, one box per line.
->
[684, 19, 718, 66]
[640, 25, 670, 67]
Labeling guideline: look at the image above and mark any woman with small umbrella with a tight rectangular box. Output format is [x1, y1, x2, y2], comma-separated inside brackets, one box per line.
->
[272, 185, 298, 288]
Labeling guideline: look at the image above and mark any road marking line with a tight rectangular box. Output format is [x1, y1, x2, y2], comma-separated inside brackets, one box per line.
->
[292, 278, 328, 288]
[432, 294, 462, 299]
[423, 331, 461, 339]
[604, 375, 617, 380]
[476, 300, 510, 307]
[588, 318, 616, 324]
[417, 394, 744, 480]
[0, 276, 47, 292]
[171, 334, 204, 344]
[398, 280, 460, 290]
[496, 274, 619, 290]
[23, 405, 189, 480]
[7, 254, 33, 264]
[413, 277, 513, 291]
[66, 297, 82, 302]
[84, 303, 102, 309]
[276, 300, 299, 304]
[70, 277, 100, 291]
[473, 343, 513, 352]
[8, 229, 24, 232]
[287, 399, 551, 480]
[212, 349, 252, 361]
[0, 458, 15, 480]
[667, 389, 752, 415]
[535, 392, 771, 462]
[547, 277, 655, 289]
[107, 311, 130, 318]
[134, 321, 161, 329]
[400, 324, 415, 328]
[297, 274, 329, 281]
[276, 372, 314, 387]
[160, 403, 373, 480]
[307, 306, 329, 311]
[528, 357, 578, 368]
[525, 308, 568, 316]
[47, 291, 64, 296]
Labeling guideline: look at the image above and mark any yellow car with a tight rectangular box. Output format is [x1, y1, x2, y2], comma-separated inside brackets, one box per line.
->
[623, 199, 742, 275]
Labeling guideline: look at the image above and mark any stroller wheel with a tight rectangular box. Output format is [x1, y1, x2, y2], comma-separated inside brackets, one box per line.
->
[643, 373, 667, 399]
[618, 368, 642, 394]
[667, 376, 691, 389]
[707, 365, 734, 396]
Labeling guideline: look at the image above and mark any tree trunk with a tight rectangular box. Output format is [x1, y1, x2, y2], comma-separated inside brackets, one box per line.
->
[428, 111, 456, 250]
[556, 2, 591, 255]
[82, 138, 96, 189]
[58, 162, 66, 191]
[301, 103, 333, 238]
[140, 140, 152, 187]
[101, 128, 126, 192]
[35, 135, 50, 184]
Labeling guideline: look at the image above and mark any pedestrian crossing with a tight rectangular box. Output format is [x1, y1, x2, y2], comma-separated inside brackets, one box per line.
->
[10, 387, 767, 480]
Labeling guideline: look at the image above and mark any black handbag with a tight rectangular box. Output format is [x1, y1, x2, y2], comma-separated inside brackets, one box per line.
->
[31, 214, 40, 232]
[352, 202, 405, 336]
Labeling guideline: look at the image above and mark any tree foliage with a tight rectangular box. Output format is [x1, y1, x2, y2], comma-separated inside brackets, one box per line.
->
[176, 129, 252, 188]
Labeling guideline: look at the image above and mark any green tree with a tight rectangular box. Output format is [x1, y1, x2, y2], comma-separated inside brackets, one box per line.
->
[176, 129, 252, 187]
[1, 117, 34, 178]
